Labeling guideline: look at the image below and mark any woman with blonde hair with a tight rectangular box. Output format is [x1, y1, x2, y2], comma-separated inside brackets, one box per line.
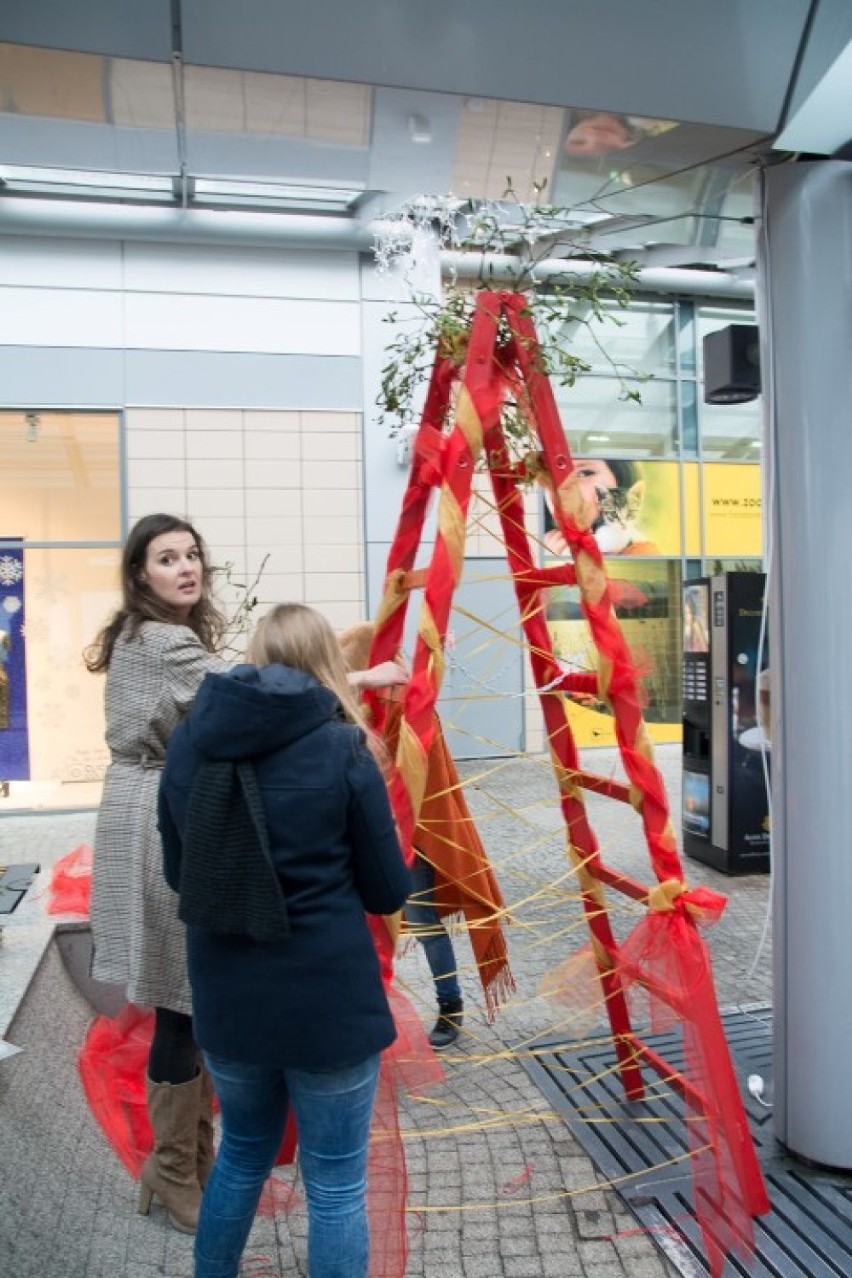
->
[158, 602, 411, 1278]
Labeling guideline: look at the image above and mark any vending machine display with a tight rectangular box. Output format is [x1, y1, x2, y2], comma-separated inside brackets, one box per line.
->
[682, 572, 769, 874]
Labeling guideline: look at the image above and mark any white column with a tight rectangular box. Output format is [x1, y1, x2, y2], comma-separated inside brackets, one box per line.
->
[758, 160, 852, 1167]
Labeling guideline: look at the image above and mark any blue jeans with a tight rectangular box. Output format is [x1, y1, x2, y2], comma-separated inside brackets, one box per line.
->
[195, 1052, 380, 1278]
[404, 856, 461, 1003]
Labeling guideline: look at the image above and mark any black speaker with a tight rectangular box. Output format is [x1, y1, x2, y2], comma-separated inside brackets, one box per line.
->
[703, 324, 761, 404]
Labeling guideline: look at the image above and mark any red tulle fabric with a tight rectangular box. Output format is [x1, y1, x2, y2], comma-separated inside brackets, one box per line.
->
[619, 896, 769, 1278]
[78, 1003, 154, 1176]
[48, 843, 93, 916]
[363, 291, 769, 1278]
[78, 986, 441, 1276]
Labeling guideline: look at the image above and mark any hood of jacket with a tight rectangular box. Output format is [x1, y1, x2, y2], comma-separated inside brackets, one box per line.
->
[187, 663, 342, 761]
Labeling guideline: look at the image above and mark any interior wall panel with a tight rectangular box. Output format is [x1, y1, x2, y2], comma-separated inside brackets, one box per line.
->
[0, 348, 362, 410]
[0, 286, 123, 347]
[122, 292, 359, 355]
[122, 351, 362, 409]
[121, 242, 361, 300]
[0, 235, 122, 289]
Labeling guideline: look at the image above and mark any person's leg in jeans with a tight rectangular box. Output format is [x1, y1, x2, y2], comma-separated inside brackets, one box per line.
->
[193, 1056, 288, 1278]
[404, 855, 463, 1046]
[404, 855, 461, 1004]
[286, 1054, 380, 1278]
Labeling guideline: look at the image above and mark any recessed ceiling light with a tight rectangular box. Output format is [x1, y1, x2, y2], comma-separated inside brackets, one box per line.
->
[0, 164, 174, 198]
[192, 179, 362, 211]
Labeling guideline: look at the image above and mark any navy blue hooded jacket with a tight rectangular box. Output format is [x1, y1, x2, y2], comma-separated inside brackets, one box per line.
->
[158, 663, 411, 1070]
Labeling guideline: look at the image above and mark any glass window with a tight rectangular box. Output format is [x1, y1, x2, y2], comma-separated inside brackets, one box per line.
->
[677, 301, 697, 375]
[554, 375, 677, 457]
[0, 410, 121, 810]
[698, 397, 763, 460]
[8, 547, 122, 803]
[1, 411, 121, 540]
[704, 558, 763, 575]
[554, 299, 677, 376]
[680, 379, 698, 455]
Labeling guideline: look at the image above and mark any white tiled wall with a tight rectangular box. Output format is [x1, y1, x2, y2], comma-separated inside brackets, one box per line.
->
[126, 407, 365, 643]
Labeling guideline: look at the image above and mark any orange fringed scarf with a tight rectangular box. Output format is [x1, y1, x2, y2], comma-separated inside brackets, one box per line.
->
[339, 622, 514, 1018]
[401, 707, 515, 1018]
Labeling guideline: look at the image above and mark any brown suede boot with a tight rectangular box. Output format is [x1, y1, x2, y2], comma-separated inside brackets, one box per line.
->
[196, 1064, 217, 1188]
[137, 1073, 204, 1233]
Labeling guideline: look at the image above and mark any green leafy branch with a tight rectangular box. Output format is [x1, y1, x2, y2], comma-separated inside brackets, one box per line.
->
[214, 553, 270, 657]
[375, 184, 651, 469]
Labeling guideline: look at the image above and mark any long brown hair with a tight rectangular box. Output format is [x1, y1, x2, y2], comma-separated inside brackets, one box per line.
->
[85, 513, 226, 673]
[248, 603, 380, 754]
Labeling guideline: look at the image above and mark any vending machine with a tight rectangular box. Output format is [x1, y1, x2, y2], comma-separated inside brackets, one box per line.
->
[682, 572, 770, 874]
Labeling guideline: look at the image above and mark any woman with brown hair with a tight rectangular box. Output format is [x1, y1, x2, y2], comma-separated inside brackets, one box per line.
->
[86, 513, 228, 1233]
[86, 517, 405, 1236]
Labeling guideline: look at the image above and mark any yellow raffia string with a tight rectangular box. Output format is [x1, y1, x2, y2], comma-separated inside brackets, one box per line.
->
[417, 599, 445, 690]
[372, 566, 410, 635]
[387, 585, 705, 1205]
[401, 1145, 713, 1213]
[454, 385, 484, 461]
[647, 879, 687, 913]
[396, 716, 430, 819]
[436, 486, 467, 585]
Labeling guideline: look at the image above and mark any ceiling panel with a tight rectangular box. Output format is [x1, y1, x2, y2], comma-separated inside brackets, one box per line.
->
[178, 0, 811, 133]
[0, 1, 836, 274]
[0, 0, 172, 61]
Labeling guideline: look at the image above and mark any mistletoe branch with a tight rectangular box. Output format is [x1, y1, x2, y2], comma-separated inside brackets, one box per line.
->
[374, 185, 650, 467]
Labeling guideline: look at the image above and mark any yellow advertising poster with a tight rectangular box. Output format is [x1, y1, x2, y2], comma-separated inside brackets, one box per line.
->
[542, 458, 681, 557]
[683, 462, 702, 556]
[545, 559, 682, 747]
[702, 464, 762, 557]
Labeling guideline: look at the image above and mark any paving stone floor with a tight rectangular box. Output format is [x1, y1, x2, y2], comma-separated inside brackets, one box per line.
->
[0, 745, 773, 1276]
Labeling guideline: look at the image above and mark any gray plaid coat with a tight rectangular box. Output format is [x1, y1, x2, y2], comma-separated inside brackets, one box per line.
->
[90, 621, 226, 1013]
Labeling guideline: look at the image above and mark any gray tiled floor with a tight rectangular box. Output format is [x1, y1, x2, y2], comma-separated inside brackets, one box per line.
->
[0, 745, 772, 1276]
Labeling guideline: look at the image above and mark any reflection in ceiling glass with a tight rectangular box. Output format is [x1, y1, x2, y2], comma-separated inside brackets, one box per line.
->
[0, 40, 767, 271]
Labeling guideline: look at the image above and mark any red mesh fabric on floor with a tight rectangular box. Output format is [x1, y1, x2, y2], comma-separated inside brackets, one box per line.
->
[47, 843, 93, 917]
[78, 986, 442, 1277]
[78, 1003, 154, 1176]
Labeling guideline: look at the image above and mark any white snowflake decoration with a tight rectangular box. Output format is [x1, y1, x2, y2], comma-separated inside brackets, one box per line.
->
[372, 194, 465, 281]
[0, 556, 23, 587]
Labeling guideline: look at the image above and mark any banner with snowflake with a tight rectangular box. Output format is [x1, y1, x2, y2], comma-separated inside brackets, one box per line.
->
[0, 541, 29, 781]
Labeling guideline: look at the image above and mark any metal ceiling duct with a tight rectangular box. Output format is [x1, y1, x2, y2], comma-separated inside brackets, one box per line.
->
[0, 198, 754, 298]
[0, 197, 376, 251]
[441, 251, 755, 299]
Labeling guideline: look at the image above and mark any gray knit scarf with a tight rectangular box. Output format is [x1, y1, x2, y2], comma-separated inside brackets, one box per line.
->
[178, 758, 291, 943]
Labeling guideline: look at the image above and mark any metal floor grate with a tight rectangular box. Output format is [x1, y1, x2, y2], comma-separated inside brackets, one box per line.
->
[519, 1007, 852, 1276]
